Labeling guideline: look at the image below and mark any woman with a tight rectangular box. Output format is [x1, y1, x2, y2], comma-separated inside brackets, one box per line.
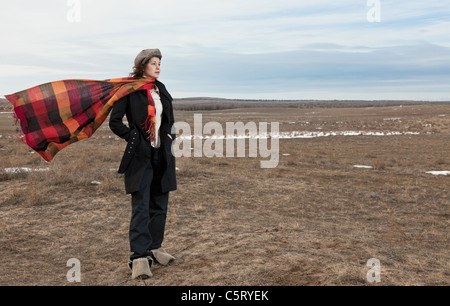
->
[109, 48, 177, 279]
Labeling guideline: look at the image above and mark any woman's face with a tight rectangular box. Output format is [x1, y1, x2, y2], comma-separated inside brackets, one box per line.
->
[143, 57, 161, 79]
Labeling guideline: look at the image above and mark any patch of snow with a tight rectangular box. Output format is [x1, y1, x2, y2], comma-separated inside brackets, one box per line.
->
[353, 165, 373, 169]
[34, 168, 50, 172]
[3, 167, 50, 173]
[425, 171, 450, 176]
[178, 131, 421, 140]
[90, 180, 102, 185]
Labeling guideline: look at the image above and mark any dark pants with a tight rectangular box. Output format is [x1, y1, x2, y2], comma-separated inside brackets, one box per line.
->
[129, 146, 169, 260]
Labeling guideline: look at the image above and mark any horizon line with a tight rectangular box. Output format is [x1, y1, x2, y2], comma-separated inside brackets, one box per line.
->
[1, 95, 450, 104]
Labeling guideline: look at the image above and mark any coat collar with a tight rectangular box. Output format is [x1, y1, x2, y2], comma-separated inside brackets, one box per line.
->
[155, 80, 173, 102]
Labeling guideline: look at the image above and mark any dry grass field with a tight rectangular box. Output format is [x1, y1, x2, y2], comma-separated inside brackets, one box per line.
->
[0, 101, 449, 286]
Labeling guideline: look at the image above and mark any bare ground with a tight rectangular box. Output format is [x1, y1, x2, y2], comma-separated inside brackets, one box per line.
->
[0, 103, 449, 286]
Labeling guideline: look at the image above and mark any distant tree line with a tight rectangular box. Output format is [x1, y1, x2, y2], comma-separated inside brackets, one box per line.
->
[172, 99, 449, 111]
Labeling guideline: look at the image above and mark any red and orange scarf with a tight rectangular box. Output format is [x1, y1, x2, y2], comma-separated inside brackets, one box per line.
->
[5, 77, 156, 161]
[139, 83, 157, 143]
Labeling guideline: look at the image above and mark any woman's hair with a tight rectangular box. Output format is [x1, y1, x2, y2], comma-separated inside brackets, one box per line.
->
[130, 55, 162, 78]
[129, 58, 150, 78]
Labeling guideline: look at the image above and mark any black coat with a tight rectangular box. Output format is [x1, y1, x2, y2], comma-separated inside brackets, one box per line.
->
[109, 80, 177, 194]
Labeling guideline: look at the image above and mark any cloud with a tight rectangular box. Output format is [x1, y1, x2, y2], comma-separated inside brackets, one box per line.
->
[161, 42, 450, 100]
[1, 0, 450, 99]
[0, 64, 106, 77]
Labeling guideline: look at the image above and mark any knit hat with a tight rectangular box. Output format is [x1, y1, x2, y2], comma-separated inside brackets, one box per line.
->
[134, 49, 162, 68]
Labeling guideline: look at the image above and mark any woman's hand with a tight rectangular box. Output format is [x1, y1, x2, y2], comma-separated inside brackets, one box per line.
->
[167, 134, 173, 140]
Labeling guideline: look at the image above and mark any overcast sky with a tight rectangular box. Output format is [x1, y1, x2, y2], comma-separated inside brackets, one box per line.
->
[1, 0, 450, 100]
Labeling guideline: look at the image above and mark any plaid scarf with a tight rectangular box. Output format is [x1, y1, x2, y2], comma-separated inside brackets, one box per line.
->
[139, 83, 157, 142]
[5, 77, 156, 161]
